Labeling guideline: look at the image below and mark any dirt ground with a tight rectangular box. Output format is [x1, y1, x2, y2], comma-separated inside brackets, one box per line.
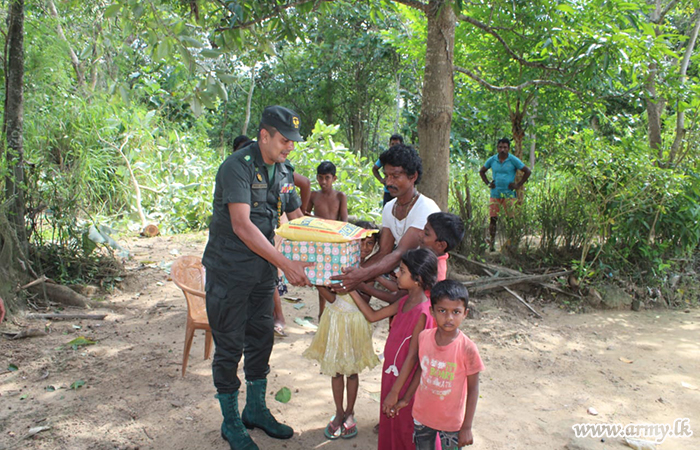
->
[1, 232, 699, 450]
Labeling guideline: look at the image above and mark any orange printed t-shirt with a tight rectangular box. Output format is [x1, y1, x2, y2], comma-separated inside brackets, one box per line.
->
[412, 328, 484, 432]
[437, 253, 449, 281]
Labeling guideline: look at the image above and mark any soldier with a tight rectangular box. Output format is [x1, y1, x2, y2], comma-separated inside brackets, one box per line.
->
[203, 106, 312, 450]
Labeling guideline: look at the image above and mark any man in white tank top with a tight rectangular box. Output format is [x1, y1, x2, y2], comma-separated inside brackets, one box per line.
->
[332, 144, 440, 292]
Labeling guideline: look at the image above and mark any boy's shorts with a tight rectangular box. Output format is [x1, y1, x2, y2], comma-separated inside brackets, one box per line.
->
[489, 197, 516, 218]
[414, 421, 463, 450]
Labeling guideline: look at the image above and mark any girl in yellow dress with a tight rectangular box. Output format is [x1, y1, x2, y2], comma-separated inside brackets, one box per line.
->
[303, 222, 380, 440]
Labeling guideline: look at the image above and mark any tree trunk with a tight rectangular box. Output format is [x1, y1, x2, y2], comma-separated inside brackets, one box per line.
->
[114, 136, 147, 228]
[647, 1, 667, 159]
[646, 62, 665, 158]
[528, 97, 537, 168]
[89, 21, 103, 91]
[394, 72, 401, 132]
[2, 0, 28, 254]
[510, 104, 525, 160]
[349, 110, 363, 154]
[417, 0, 455, 210]
[242, 66, 255, 135]
[669, 12, 700, 164]
[47, 0, 86, 89]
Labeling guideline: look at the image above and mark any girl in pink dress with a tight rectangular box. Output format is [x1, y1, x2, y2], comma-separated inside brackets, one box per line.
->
[349, 248, 437, 450]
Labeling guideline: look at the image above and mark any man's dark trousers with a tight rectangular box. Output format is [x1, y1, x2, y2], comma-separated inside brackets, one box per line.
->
[205, 256, 276, 393]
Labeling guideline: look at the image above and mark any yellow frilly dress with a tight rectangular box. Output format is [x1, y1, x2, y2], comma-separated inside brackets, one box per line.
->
[303, 294, 380, 376]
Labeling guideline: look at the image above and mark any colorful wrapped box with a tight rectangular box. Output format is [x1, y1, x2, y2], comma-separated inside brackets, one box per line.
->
[280, 239, 361, 286]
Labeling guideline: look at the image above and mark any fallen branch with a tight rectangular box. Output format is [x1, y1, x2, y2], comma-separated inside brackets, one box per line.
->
[541, 282, 583, 299]
[463, 270, 571, 294]
[26, 282, 87, 308]
[450, 253, 579, 297]
[26, 313, 107, 320]
[6, 425, 52, 449]
[2, 328, 48, 339]
[450, 253, 523, 277]
[18, 275, 50, 291]
[483, 269, 542, 318]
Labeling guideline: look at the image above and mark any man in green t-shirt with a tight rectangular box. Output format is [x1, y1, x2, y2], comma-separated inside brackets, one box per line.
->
[479, 138, 531, 252]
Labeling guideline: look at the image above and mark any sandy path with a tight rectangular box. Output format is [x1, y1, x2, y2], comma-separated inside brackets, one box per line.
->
[1, 232, 698, 450]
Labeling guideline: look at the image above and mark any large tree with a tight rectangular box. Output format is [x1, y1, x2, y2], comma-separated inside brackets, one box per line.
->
[1, 0, 28, 304]
[84, 0, 700, 210]
[206, 0, 461, 208]
[206, 0, 641, 207]
[2, 0, 27, 251]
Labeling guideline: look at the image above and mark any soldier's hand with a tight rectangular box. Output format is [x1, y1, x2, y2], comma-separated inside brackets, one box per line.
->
[282, 261, 313, 287]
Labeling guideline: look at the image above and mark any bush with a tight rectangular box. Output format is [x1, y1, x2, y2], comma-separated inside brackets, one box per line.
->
[448, 131, 700, 285]
[531, 171, 593, 254]
[449, 166, 489, 257]
[563, 131, 700, 278]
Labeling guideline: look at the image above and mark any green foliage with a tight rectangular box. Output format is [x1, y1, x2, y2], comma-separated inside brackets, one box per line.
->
[6, 0, 700, 296]
[67, 336, 97, 350]
[99, 107, 218, 234]
[29, 242, 123, 286]
[499, 201, 535, 257]
[292, 120, 384, 222]
[70, 380, 86, 390]
[564, 131, 700, 276]
[532, 172, 593, 254]
[448, 167, 489, 257]
[450, 134, 700, 282]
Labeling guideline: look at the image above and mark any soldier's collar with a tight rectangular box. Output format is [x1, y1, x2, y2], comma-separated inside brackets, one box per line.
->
[251, 142, 265, 166]
[251, 143, 289, 176]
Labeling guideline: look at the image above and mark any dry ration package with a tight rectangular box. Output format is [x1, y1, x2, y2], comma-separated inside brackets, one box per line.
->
[279, 239, 361, 285]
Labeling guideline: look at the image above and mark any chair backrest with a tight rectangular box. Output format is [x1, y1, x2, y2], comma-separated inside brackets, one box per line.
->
[171, 255, 207, 318]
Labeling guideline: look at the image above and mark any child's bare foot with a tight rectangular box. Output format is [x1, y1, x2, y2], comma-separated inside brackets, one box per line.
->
[373, 422, 379, 434]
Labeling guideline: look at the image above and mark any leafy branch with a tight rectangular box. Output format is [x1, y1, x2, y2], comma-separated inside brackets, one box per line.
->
[457, 13, 562, 72]
[453, 65, 582, 95]
[391, 0, 428, 12]
[214, 0, 332, 31]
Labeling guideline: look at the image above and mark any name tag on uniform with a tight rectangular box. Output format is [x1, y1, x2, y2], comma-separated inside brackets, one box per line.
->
[280, 183, 295, 194]
[252, 183, 267, 189]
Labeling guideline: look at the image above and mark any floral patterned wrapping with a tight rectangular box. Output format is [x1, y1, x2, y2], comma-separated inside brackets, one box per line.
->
[280, 239, 361, 285]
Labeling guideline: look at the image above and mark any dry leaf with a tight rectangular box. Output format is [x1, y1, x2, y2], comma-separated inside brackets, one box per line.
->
[623, 437, 656, 450]
[619, 357, 634, 364]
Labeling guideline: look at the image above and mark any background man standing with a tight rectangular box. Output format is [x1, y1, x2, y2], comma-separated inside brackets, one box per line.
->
[479, 138, 531, 252]
[203, 106, 312, 450]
